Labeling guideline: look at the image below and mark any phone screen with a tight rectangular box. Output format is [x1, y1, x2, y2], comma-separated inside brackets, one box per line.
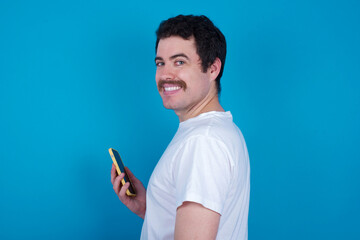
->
[110, 148, 136, 195]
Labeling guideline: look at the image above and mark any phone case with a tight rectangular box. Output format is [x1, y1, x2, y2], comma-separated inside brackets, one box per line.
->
[109, 148, 136, 197]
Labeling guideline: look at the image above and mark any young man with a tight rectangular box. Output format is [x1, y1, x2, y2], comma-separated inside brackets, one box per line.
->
[111, 15, 250, 239]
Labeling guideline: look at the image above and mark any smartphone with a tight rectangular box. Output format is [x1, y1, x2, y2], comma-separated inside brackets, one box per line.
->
[109, 148, 136, 197]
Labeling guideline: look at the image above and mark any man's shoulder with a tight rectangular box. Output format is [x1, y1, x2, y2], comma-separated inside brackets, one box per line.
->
[179, 111, 242, 146]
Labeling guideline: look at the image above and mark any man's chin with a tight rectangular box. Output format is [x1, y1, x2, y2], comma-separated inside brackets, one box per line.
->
[163, 104, 175, 110]
[162, 102, 179, 110]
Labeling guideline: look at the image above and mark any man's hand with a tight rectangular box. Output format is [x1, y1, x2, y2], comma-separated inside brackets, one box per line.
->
[111, 164, 146, 219]
[174, 201, 220, 240]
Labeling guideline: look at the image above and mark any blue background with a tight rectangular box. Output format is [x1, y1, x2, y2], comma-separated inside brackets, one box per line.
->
[1, 0, 359, 239]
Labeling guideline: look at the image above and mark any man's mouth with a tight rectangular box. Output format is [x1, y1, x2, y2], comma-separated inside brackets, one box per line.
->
[164, 86, 181, 92]
[158, 80, 187, 94]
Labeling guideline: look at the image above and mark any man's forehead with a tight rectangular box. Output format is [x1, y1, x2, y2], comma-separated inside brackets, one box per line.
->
[156, 36, 197, 59]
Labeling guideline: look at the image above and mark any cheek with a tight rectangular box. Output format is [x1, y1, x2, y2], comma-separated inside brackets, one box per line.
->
[189, 72, 210, 88]
[176, 70, 192, 84]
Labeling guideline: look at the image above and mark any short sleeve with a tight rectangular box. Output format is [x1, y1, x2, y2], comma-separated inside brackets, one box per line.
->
[173, 135, 232, 214]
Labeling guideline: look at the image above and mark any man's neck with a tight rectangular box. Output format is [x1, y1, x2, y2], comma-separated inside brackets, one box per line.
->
[176, 94, 224, 122]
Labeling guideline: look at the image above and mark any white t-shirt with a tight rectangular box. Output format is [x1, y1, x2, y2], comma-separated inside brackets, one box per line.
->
[140, 111, 250, 240]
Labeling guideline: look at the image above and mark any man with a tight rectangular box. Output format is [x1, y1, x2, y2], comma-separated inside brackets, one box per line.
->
[111, 15, 250, 239]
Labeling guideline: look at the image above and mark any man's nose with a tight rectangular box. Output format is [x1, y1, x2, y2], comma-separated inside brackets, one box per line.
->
[158, 65, 175, 80]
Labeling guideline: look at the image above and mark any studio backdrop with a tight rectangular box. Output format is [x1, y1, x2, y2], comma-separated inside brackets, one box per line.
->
[1, 0, 359, 239]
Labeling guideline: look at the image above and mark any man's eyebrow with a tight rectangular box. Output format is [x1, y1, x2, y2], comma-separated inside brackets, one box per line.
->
[170, 53, 189, 60]
[155, 56, 163, 62]
[155, 54, 189, 62]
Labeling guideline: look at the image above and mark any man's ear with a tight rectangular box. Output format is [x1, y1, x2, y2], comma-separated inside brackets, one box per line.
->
[209, 57, 222, 81]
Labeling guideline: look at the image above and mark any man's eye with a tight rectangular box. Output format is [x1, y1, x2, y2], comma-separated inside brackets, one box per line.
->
[156, 62, 164, 67]
[175, 61, 185, 66]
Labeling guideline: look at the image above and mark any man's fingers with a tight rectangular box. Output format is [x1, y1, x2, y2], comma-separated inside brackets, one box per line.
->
[113, 173, 125, 194]
[113, 176, 121, 193]
[119, 182, 130, 201]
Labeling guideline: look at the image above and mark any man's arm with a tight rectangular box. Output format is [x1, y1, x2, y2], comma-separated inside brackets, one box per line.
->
[174, 201, 220, 240]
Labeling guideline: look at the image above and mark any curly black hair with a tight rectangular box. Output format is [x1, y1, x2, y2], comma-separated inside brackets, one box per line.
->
[155, 15, 226, 94]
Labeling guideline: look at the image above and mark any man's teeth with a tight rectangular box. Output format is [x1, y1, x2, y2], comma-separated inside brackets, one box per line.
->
[164, 86, 181, 92]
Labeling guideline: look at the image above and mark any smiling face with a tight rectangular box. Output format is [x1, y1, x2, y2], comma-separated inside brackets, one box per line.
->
[155, 36, 220, 120]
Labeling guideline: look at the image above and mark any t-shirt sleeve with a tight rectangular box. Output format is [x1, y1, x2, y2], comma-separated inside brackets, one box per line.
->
[173, 135, 233, 215]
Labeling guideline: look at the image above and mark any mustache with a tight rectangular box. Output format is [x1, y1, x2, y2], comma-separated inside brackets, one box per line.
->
[157, 80, 187, 91]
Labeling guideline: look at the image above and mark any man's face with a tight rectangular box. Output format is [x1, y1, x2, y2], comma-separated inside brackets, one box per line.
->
[155, 36, 215, 115]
